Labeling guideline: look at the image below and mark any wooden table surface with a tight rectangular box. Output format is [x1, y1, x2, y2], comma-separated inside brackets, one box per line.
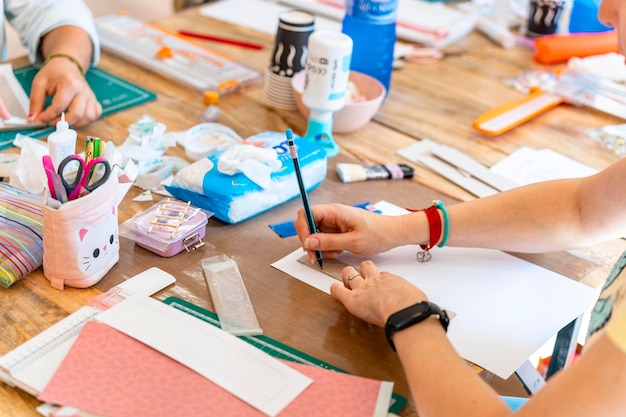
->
[2, 6, 625, 416]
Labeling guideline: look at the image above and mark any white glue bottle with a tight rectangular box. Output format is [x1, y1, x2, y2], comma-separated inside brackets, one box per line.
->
[302, 31, 353, 157]
[48, 112, 77, 169]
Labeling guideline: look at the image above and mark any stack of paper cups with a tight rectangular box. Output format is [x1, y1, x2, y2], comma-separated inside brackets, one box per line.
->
[264, 9, 315, 109]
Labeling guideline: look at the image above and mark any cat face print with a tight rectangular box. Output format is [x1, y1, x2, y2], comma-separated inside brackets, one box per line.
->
[76, 205, 119, 274]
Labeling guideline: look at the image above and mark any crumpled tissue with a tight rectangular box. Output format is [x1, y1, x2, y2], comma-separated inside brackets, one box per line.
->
[568, 52, 626, 82]
[8, 137, 49, 194]
[217, 144, 281, 190]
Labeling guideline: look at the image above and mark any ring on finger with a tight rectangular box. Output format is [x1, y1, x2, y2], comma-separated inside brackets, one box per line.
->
[346, 273, 361, 281]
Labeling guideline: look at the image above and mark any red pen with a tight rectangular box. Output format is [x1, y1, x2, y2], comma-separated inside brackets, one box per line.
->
[177, 30, 264, 51]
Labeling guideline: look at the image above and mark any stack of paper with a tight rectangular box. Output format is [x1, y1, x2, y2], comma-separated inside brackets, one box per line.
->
[397, 140, 597, 198]
[200, 0, 476, 48]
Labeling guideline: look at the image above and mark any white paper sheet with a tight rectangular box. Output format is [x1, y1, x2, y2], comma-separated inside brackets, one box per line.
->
[490, 146, 598, 186]
[272, 202, 600, 379]
[0, 63, 29, 118]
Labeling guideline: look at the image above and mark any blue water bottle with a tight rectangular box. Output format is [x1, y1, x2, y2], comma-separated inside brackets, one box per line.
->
[568, 0, 612, 33]
[341, 0, 397, 94]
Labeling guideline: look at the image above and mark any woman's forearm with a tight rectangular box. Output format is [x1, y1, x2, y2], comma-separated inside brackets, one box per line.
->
[40, 25, 94, 71]
[446, 178, 585, 252]
[396, 157, 626, 253]
[394, 319, 512, 417]
[395, 322, 626, 417]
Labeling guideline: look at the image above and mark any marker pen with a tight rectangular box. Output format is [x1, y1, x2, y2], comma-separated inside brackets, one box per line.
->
[336, 163, 414, 183]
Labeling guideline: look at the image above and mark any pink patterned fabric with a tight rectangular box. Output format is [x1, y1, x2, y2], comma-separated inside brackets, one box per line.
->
[40, 322, 388, 417]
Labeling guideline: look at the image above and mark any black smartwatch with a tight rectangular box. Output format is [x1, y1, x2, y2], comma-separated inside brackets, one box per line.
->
[384, 301, 450, 351]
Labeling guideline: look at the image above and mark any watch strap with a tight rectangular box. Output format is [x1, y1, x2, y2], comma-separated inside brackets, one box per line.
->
[385, 301, 450, 351]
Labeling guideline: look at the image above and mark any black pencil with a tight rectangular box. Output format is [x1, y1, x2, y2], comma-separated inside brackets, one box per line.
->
[286, 129, 323, 268]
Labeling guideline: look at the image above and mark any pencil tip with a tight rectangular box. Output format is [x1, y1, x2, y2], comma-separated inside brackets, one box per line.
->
[317, 259, 323, 269]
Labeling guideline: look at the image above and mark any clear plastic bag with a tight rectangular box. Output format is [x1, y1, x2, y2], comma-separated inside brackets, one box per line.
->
[586, 124, 626, 158]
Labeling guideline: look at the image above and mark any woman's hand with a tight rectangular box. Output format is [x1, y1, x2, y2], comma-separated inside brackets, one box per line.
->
[330, 260, 428, 327]
[294, 203, 405, 263]
[28, 56, 101, 127]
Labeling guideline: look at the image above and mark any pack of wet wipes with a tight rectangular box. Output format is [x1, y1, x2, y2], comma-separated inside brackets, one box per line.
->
[165, 131, 327, 224]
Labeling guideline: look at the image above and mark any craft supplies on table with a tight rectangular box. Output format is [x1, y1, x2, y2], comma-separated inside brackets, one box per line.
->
[472, 69, 626, 136]
[95, 14, 261, 93]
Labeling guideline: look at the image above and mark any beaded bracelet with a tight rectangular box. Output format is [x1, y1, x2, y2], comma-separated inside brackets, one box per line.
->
[42, 53, 85, 76]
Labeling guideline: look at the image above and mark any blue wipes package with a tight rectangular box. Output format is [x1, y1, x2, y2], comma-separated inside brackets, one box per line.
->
[165, 131, 327, 224]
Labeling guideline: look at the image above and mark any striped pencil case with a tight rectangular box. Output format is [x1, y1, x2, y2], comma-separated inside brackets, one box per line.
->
[0, 183, 44, 288]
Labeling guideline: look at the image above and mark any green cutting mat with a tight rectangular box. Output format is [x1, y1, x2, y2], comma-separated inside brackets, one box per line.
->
[0, 65, 156, 150]
[163, 296, 407, 414]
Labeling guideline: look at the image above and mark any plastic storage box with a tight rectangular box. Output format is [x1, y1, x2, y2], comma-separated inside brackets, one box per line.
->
[120, 198, 209, 257]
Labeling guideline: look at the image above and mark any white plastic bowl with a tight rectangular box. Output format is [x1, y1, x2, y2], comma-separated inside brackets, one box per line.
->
[291, 70, 386, 133]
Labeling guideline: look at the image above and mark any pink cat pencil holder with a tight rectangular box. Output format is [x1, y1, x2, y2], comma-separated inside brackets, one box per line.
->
[42, 173, 120, 290]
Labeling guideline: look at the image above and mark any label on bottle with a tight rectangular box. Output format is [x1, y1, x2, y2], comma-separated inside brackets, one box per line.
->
[345, 0, 398, 22]
[302, 31, 353, 112]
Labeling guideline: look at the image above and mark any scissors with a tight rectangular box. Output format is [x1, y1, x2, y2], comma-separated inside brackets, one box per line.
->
[58, 154, 111, 201]
[43, 154, 111, 202]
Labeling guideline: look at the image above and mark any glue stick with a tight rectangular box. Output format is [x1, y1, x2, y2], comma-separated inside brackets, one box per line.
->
[47, 112, 77, 169]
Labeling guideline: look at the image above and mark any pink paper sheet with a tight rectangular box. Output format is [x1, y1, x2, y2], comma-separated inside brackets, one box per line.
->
[39, 322, 390, 417]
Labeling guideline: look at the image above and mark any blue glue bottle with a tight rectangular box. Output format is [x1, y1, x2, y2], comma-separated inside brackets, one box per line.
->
[341, 0, 397, 94]
[301, 31, 353, 157]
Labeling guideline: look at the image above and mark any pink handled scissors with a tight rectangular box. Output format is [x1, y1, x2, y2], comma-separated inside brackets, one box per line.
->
[57, 154, 111, 201]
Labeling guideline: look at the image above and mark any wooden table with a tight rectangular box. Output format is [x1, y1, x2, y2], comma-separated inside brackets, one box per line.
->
[2, 6, 625, 416]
